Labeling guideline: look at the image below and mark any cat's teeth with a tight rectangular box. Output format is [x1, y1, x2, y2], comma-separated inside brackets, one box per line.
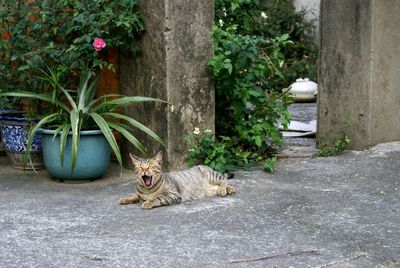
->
[142, 175, 152, 186]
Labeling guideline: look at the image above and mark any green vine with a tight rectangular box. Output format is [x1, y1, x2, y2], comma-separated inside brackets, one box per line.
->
[188, 0, 317, 172]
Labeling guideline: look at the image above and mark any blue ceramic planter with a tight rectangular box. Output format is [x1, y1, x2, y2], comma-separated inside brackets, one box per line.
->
[0, 115, 44, 170]
[40, 129, 111, 182]
[0, 109, 22, 115]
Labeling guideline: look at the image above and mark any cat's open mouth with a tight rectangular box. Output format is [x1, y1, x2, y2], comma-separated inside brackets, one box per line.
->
[142, 175, 153, 187]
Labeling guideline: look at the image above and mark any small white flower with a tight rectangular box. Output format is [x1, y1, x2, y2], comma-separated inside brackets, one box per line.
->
[193, 127, 201, 135]
[169, 105, 175, 113]
[222, 7, 227, 17]
[219, 19, 224, 27]
[204, 129, 212, 134]
[261, 11, 268, 19]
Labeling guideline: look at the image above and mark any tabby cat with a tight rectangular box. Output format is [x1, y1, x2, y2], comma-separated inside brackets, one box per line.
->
[119, 151, 235, 209]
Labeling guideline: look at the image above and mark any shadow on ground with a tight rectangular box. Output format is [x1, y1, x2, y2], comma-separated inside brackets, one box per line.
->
[0, 142, 399, 267]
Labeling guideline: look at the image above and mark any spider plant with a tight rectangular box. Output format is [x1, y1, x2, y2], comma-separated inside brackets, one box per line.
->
[0, 67, 164, 170]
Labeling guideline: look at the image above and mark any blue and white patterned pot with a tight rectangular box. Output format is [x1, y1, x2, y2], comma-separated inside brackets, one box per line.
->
[0, 115, 44, 170]
[0, 109, 23, 116]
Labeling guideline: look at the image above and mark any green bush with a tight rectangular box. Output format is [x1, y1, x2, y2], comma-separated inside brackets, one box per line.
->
[0, 0, 143, 110]
[188, 0, 317, 172]
[188, 128, 236, 172]
[216, 0, 318, 85]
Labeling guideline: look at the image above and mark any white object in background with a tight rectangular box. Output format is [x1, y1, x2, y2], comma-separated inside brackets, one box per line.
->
[287, 78, 318, 102]
[280, 120, 317, 132]
[279, 120, 317, 137]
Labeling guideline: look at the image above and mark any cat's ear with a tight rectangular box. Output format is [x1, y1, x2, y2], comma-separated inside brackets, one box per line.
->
[129, 153, 141, 166]
[153, 151, 163, 164]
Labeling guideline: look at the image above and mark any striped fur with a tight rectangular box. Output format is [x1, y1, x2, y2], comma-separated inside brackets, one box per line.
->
[119, 151, 235, 209]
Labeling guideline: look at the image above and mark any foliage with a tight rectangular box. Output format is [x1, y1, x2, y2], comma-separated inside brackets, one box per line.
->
[314, 136, 350, 157]
[189, 0, 317, 172]
[216, 0, 318, 85]
[188, 126, 278, 173]
[259, 0, 318, 84]
[0, 95, 15, 110]
[208, 25, 293, 141]
[0, 68, 164, 170]
[187, 127, 236, 172]
[263, 156, 277, 173]
[0, 0, 143, 110]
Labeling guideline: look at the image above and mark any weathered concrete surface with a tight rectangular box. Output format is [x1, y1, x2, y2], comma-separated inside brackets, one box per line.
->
[120, 0, 215, 170]
[280, 103, 318, 158]
[289, 103, 317, 123]
[1, 142, 400, 267]
[294, 0, 320, 43]
[318, 0, 400, 150]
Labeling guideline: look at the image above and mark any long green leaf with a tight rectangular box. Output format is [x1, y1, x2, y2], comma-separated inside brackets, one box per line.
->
[86, 94, 123, 111]
[86, 75, 99, 105]
[56, 82, 78, 111]
[78, 71, 91, 110]
[52, 125, 63, 142]
[107, 121, 147, 155]
[92, 96, 165, 112]
[0, 91, 70, 112]
[23, 113, 58, 165]
[36, 66, 64, 89]
[90, 112, 122, 166]
[70, 110, 81, 170]
[59, 124, 71, 167]
[103, 112, 165, 146]
[77, 69, 87, 92]
[36, 67, 78, 111]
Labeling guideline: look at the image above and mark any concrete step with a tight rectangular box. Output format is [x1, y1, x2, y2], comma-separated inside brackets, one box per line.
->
[279, 102, 318, 158]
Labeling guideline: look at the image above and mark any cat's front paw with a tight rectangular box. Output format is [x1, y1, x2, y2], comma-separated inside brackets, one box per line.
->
[142, 201, 155, 209]
[119, 197, 131, 205]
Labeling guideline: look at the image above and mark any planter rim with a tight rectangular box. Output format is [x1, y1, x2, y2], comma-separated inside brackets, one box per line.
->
[0, 115, 39, 124]
[39, 128, 103, 136]
[0, 110, 25, 116]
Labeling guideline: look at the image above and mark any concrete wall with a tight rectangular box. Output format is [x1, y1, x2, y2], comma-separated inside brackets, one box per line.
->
[370, 1, 400, 144]
[293, 0, 320, 42]
[120, 0, 215, 170]
[318, 0, 400, 150]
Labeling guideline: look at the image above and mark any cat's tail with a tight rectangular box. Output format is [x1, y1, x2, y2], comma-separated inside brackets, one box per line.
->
[225, 172, 234, 179]
[198, 165, 234, 184]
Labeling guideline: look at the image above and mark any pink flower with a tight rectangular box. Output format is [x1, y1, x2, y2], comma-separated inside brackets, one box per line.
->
[92, 37, 106, 52]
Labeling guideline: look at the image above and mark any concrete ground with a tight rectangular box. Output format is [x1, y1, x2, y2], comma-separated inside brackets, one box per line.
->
[1, 142, 400, 268]
[280, 102, 319, 158]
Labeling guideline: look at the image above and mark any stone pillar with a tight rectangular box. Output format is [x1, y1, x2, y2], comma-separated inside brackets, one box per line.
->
[317, 0, 400, 150]
[120, 0, 215, 169]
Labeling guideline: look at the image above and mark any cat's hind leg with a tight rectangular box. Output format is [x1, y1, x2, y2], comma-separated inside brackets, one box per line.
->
[216, 176, 236, 196]
[226, 185, 236, 195]
[216, 181, 236, 196]
[217, 183, 236, 196]
[198, 165, 236, 197]
[119, 193, 140, 205]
